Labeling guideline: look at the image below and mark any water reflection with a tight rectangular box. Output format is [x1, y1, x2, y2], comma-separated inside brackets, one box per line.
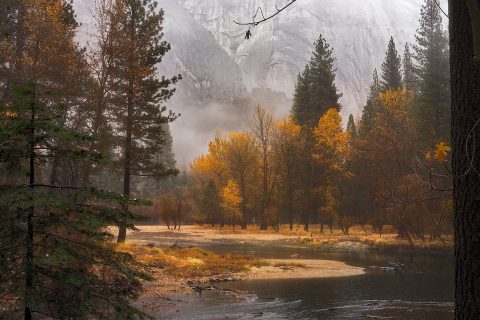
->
[161, 243, 454, 319]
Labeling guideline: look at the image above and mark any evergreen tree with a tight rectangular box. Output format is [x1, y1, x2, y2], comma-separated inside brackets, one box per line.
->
[291, 34, 342, 127]
[369, 68, 381, 101]
[359, 69, 380, 136]
[347, 114, 357, 140]
[413, 0, 450, 146]
[380, 37, 403, 91]
[290, 35, 341, 231]
[0, 1, 149, 318]
[112, 0, 180, 243]
[403, 43, 417, 92]
[0, 82, 149, 320]
[135, 123, 178, 197]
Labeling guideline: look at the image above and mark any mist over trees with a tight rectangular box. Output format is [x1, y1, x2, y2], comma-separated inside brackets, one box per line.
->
[187, 1, 452, 242]
[0, 0, 467, 318]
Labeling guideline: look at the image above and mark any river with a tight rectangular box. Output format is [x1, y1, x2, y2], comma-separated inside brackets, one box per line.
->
[169, 244, 454, 320]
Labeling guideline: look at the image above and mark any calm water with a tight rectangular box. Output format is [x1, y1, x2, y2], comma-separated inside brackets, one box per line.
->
[171, 244, 454, 320]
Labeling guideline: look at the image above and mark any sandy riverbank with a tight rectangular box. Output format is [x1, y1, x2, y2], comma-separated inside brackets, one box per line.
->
[243, 259, 365, 280]
[127, 225, 302, 247]
[135, 257, 365, 316]
[124, 226, 367, 317]
[127, 224, 452, 253]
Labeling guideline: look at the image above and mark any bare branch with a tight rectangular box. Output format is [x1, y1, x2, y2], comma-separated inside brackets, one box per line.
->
[433, 0, 449, 18]
[233, 0, 297, 27]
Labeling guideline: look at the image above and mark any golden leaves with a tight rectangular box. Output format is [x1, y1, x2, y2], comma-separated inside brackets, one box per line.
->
[221, 179, 242, 219]
[313, 108, 351, 177]
[379, 87, 414, 114]
[426, 141, 451, 163]
[2, 111, 18, 119]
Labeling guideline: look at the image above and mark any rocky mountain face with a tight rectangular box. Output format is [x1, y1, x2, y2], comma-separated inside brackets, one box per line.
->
[73, 0, 447, 164]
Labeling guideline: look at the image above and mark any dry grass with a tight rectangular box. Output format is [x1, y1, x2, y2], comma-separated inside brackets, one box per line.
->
[196, 224, 453, 251]
[117, 243, 268, 278]
[272, 262, 307, 268]
[295, 227, 453, 251]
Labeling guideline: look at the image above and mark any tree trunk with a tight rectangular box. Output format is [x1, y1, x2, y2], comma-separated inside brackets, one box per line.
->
[25, 83, 36, 320]
[117, 8, 137, 244]
[241, 178, 247, 229]
[117, 86, 133, 243]
[450, 1, 480, 318]
[260, 147, 268, 230]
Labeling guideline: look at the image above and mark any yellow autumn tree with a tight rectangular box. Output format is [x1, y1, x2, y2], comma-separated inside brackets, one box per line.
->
[190, 135, 229, 189]
[272, 116, 303, 230]
[189, 136, 228, 226]
[189, 132, 257, 228]
[313, 108, 351, 177]
[223, 132, 258, 229]
[221, 179, 243, 230]
[312, 109, 351, 234]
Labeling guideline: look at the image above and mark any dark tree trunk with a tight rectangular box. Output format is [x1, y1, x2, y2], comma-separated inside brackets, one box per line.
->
[117, 82, 133, 243]
[25, 83, 36, 320]
[450, 1, 480, 318]
[240, 177, 248, 229]
[287, 179, 294, 231]
[117, 9, 137, 244]
[260, 147, 268, 230]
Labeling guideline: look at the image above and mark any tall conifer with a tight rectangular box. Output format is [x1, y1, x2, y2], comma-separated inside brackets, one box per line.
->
[347, 114, 357, 140]
[403, 43, 417, 92]
[112, 0, 180, 243]
[360, 69, 380, 136]
[0, 1, 150, 318]
[291, 34, 341, 127]
[413, 0, 450, 146]
[380, 37, 403, 91]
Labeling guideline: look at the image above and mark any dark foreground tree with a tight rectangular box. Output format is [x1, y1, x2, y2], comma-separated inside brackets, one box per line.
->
[0, 0, 150, 318]
[0, 82, 150, 319]
[450, 1, 480, 318]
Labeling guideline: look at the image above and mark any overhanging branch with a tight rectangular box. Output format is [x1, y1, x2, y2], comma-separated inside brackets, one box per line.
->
[233, 0, 297, 27]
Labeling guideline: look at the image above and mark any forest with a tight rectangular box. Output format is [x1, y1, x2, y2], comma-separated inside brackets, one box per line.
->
[152, 7, 452, 245]
[0, 0, 479, 319]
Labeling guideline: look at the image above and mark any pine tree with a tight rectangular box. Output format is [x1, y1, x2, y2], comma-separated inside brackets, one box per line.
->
[135, 123, 178, 197]
[413, 0, 450, 146]
[112, 0, 180, 243]
[380, 37, 403, 91]
[0, 1, 153, 318]
[369, 68, 381, 101]
[403, 43, 417, 92]
[290, 35, 341, 231]
[347, 114, 357, 140]
[291, 34, 342, 127]
[359, 69, 380, 136]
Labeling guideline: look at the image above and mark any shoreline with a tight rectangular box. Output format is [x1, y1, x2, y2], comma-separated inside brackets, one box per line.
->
[238, 259, 365, 280]
[128, 225, 453, 255]
[127, 225, 450, 318]
[134, 256, 365, 318]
